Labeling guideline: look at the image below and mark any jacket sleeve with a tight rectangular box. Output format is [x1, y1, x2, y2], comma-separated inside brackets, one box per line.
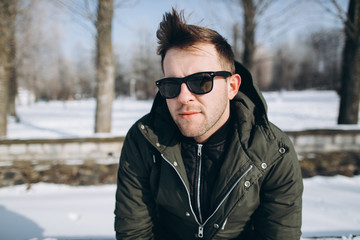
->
[114, 124, 156, 240]
[253, 137, 303, 240]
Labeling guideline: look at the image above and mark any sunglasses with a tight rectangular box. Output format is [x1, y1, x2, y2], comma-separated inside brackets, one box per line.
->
[155, 71, 232, 99]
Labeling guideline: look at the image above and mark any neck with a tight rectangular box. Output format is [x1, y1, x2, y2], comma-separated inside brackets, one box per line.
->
[194, 103, 230, 143]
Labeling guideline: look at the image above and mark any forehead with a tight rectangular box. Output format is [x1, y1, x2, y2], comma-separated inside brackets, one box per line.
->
[163, 43, 222, 76]
[166, 43, 219, 60]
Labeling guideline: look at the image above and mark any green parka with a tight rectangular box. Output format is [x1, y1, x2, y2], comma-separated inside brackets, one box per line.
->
[114, 62, 303, 239]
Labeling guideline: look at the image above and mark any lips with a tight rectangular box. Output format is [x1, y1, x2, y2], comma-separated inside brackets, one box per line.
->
[179, 111, 199, 119]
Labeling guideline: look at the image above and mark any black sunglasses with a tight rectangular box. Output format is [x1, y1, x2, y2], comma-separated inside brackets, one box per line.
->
[155, 71, 232, 99]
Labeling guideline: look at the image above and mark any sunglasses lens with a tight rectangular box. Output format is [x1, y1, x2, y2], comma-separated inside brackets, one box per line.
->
[187, 73, 213, 94]
[158, 79, 180, 99]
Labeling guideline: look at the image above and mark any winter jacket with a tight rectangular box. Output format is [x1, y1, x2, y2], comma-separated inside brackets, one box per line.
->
[114, 61, 303, 239]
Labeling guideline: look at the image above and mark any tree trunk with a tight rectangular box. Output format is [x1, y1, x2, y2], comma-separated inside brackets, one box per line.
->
[232, 22, 241, 61]
[241, 0, 256, 71]
[8, 0, 18, 120]
[338, 0, 360, 124]
[0, 66, 9, 137]
[94, 0, 115, 133]
[0, 0, 12, 137]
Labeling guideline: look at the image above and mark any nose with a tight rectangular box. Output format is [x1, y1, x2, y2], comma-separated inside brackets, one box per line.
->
[177, 83, 195, 104]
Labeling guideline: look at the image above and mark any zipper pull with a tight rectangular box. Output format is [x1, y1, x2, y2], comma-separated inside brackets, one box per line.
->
[198, 226, 204, 238]
[221, 218, 228, 230]
[197, 144, 203, 157]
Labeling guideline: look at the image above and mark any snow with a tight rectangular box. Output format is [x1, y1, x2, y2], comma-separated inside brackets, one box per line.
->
[7, 90, 360, 140]
[1, 90, 360, 239]
[302, 176, 360, 238]
[0, 177, 359, 240]
[7, 97, 152, 139]
[0, 184, 115, 240]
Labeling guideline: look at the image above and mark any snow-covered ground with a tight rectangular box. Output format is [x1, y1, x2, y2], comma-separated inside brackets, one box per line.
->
[7, 90, 360, 140]
[0, 176, 359, 240]
[1, 90, 360, 240]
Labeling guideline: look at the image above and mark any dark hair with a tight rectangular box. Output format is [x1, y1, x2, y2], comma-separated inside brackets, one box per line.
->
[156, 8, 235, 73]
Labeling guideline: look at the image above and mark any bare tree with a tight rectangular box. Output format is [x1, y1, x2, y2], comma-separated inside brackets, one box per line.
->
[16, 0, 64, 102]
[0, 0, 16, 137]
[233, 0, 275, 70]
[335, 0, 360, 124]
[7, 0, 18, 121]
[94, 0, 115, 133]
[309, 29, 343, 90]
[130, 28, 162, 99]
[241, 0, 256, 70]
[54, 0, 136, 133]
[271, 46, 296, 90]
[232, 23, 241, 60]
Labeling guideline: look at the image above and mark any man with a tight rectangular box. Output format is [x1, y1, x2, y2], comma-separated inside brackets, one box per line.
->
[114, 8, 303, 240]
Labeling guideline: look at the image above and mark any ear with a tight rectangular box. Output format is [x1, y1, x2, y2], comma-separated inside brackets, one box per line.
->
[228, 74, 241, 100]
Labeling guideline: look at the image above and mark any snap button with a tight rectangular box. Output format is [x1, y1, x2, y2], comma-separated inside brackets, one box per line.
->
[186, 212, 190, 217]
[279, 147, 286, 154]
[173, 161, 178, 167]
[244, 180, 251, 188]
[261, 162, 267, 169]
[156, 142, 161, 147]
[214, 224, 219, 229]
[140, 124, 145, 130]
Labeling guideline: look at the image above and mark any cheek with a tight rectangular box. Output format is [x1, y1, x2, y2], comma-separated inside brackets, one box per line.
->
[166, 99, 177, 114]
[199, 89, 227, 111]
[214, 82, 231, 100]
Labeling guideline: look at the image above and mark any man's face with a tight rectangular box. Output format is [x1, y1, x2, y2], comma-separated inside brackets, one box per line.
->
[163, 43, 240, 143]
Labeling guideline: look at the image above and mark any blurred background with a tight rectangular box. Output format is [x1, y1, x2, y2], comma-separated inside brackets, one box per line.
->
[1, 0, 360, 239]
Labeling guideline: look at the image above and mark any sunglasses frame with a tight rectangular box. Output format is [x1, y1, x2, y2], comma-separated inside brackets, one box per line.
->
[155, 71, 232, 99]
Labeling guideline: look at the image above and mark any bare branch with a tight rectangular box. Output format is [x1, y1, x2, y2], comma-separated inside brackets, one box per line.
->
[316, 0, 356, 41]
[256, 0, 276, 16]
[315, 0, 347, 22]
[114, 0, 139, 9]
[84, 0, 97, 22]
[52, 0, 96, 35]
[330, 0, 347, 21]
[331, 0, 356, 41]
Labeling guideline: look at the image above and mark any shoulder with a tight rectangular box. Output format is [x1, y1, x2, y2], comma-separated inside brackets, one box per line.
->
[121, 113, 154, 160]
[120, 113, 158, 175]
[125, 113, 152, 140]
[244, 121, 300, 175]
[260, 122, 303, 187]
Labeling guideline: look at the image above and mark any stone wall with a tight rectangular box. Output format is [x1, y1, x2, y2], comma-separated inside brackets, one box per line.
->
[0, 136, 124, 162]
[287, 129, 360, 178]
[287, 129, 360, 153]
[0, 137, 124, 188]
[0, 130, 359, 188]
[0, 159, 118, 188]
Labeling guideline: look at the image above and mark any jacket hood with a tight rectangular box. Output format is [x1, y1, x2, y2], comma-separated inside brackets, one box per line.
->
[234, 61, 267, 116]
[233, 61, 269, 124]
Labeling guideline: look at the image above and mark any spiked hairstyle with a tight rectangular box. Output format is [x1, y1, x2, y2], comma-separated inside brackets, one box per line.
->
[156, 8, 235, 74]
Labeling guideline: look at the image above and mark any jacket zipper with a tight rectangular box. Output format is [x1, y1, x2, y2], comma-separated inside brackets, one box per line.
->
[199, 164, 253, 238]
[160, 153, 253, 239]
[196, 144, 203, 224]
[160, 154, 201, 226]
